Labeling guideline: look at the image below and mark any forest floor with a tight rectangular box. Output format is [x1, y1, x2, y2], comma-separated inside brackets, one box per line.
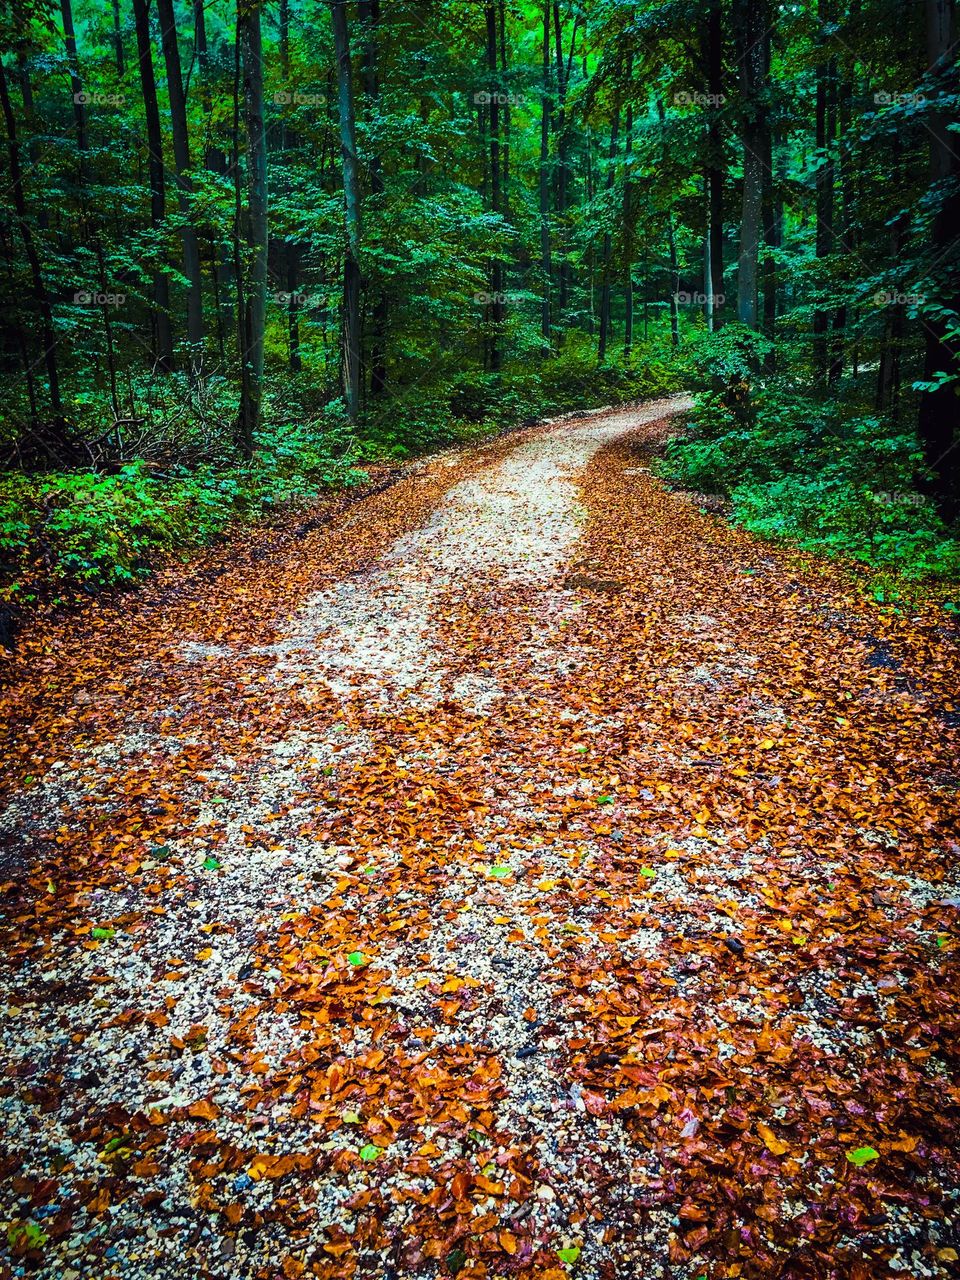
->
[1, 396, 959, 1280]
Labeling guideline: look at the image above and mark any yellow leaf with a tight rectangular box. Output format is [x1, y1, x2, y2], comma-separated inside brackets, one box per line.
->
[757, 1123, 790, 1156]
[890, 1133, 919, 1153]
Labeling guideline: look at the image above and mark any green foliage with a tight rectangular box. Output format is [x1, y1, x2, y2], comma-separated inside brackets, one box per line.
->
[660, 379, 960, 580]
[0, 419, 366, 598]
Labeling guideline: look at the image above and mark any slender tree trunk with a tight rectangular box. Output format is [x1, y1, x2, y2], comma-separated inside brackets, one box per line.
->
[332, 0, 362, 420]
[735, 0, 767, 330]
[195, 0, 233, 357]
[0, 59, 67, 443]
[761, 110, 778, 366]
[552, 4, 578, 327]
[812, 1, 835, 379]
[499, 0, 510, 216]
[360, 0, 387, 395]
[656, 100, 680, 347]
[828, 74, 853, 382]
[598, 103, 620, 362]
[60, 0, 88, 160]
[237, 0, 268, 453]
[111, 0, 125, 75]
[132, 0, 175, 371]
[667, 212, 680, 347]
[539, 0, 551, 346]
[486, 2, 504, 371]
[918, 0, 960, 517]
[706, 0, 724, 325]
[157, 0, 204, 363]
[623, 94, 634, 359]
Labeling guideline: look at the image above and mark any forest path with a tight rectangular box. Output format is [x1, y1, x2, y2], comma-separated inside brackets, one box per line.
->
[1, 398, 959, 1280]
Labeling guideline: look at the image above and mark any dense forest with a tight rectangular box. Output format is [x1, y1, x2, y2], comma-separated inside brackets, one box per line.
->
[1, 0, 959, 602]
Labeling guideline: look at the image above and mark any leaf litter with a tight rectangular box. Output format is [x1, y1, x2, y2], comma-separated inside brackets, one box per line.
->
[0, 397, 959, 1279]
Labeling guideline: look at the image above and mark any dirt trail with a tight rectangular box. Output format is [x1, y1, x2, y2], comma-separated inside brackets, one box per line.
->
[1, 398, 959, 1280]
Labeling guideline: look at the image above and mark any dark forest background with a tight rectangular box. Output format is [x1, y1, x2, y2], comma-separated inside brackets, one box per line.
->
[1, 0, 959, 605]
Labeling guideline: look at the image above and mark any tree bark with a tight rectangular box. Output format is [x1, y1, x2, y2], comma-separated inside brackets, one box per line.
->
[705, 0, 724, 325]
[332, 0, 362, 420]
[360, 0, 387, 395]
[735, 0, 767, 330]
[917, 0, 960, 518]
[132, 0, 174, 371]
[237, 0, 268, 453]
[486, 2, 503, 371]
[623, 95, 634, 359]
[539, 0, 551, 346]
[598, 102, 620, 363]
[157, 0, 205, 363]
[812, 0, 835, 379]
[0, 58, 68, 444]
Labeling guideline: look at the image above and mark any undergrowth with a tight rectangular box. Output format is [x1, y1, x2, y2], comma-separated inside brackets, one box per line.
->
[0, 345, 684, 613]
[657, 327, 960, 587]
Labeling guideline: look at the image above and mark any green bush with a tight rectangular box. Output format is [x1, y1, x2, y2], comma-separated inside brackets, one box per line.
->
[0, 415, 366, 599]
[658, 367, 960, 580]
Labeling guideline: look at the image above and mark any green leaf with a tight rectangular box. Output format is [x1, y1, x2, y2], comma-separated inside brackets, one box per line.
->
[91, 926, 115, 940]
[359, 1143, 381, 1161]
[639, 867, 656, 878]
[596, 795, 614, 805]
[202, 855, 220, 871]
[846, 1146, 880, 1167]
[557, 1245, 581, 1265]
[347, 950, 366, 966]
[488, 865, 511, 877]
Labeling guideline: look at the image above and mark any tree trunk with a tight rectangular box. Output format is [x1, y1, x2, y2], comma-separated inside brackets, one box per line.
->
[812, 1, 835, 379]
[486, 2, 503, 371]
[237, 0, 268, 453]
[735, 0, 767, 330]
[132, 0, 175, 371]
[60, 0, 88, 162]
[157, 0, 204, 363]
[705, 0, 724, 325]
[552, 4, 578, 327]
[539, 0, 551, 346]
[332, 0, 362, 420]
[598, 103, 620, 363]
[111, 0, 125, 75]
[360, 0, 387, 395]
[0, 58, 68, 444]
[623, 96, 634, 359]
[195, 0, 234, 355]
[917, 0, 960, 518]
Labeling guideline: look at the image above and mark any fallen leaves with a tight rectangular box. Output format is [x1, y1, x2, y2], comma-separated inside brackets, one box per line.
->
[0, 408, 958, 1279]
